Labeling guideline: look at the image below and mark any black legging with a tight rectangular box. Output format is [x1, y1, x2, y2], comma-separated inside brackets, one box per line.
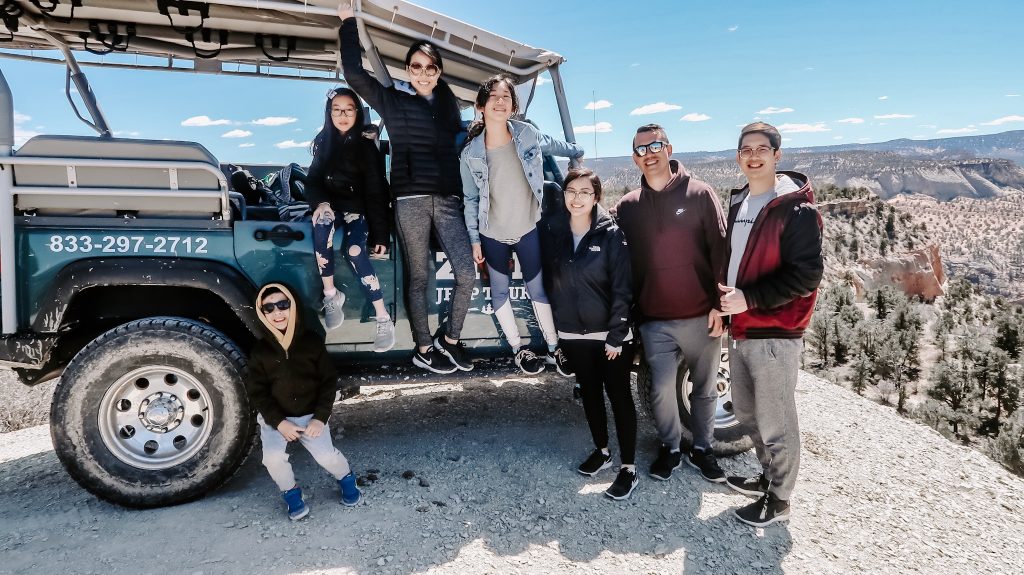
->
[561, 339, 637, 465]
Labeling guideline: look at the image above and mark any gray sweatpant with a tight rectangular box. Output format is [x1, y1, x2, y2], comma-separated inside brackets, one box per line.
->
[394, 195, 476, 348]
[639, 316, 722, 451]
[258, 413, 351, 492]
[729, 338, 802, 501]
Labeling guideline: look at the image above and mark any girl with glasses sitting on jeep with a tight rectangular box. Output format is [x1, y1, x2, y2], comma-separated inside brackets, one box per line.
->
[306, 87, 395, 353]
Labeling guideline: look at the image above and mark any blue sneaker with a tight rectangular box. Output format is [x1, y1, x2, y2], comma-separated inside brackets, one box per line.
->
[339, 472, 362, 507]
[282, 486, 309, 521]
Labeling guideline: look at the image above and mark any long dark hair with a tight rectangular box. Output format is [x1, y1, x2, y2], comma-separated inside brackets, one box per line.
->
[461, 73, 518, 152]
[310, 87, 367, 163]
[404, 40, 461, 134]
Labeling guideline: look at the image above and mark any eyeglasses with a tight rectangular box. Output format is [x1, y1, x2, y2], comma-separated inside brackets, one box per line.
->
[633, 141, 667, 157]
[407, 62, 440, 77]
[331, 108, 357, 118]
[261, 299, 292, 314]
[564, 189, 596, 200]
[737, 145, 776, 159]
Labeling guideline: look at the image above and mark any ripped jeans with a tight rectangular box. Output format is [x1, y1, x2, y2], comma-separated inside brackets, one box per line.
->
[312, 210, 384, 304]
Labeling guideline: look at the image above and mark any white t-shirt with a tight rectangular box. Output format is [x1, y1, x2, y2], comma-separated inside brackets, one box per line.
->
[727, 174, 801, 286]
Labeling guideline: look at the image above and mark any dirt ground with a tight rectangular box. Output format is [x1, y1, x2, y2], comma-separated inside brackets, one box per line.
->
[1, 371, 1022, 575]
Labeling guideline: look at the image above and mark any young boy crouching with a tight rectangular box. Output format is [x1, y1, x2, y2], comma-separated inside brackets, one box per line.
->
[246, 283, 361, 520]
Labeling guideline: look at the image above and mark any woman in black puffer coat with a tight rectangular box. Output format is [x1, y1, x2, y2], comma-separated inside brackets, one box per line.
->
[337, 3, 476, 375]
[540, 168, 639, 501]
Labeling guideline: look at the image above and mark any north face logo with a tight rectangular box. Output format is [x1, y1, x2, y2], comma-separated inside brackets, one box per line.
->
[589, 246, 601, 252]
[675, 208, 686, 215]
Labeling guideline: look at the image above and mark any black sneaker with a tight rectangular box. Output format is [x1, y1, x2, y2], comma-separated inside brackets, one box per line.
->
[577, 449, 613, 476]
[726, 473, 769, 498]
[605, 467, 638, 501]
[434, 334, 473, 372]
[412, 346, 458, 374]
[514, 348, 545, 375]
[548, 348, 574, 377]
[649, 444, 682, 481]
[686, 447, 727, 483]
[735, 492, 790, 527]
[572, 383, 582, 403]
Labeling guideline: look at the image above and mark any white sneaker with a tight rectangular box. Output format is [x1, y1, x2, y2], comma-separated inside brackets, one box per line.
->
[322, 291, 345, 330]
[373, 318, 395, 352]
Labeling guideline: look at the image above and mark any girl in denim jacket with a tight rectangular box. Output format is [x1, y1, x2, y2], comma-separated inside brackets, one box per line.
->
[460, 74, 584, 375]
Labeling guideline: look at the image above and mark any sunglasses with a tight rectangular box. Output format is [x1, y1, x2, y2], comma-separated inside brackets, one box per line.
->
[408, 62, 440, 77]
[633, 141, 667, 157]
[261, 299, 292, 314]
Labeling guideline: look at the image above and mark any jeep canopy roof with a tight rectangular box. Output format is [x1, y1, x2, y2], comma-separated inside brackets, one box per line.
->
[0, 0, 567, 104]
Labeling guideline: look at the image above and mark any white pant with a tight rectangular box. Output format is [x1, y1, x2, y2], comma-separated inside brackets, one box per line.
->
[258, 413, 351, 491]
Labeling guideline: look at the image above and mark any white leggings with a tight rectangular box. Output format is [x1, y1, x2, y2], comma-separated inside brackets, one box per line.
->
[258, 413, 351, 491]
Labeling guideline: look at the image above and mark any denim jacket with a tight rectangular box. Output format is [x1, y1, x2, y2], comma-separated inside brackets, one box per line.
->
[460, 120, 583, 244]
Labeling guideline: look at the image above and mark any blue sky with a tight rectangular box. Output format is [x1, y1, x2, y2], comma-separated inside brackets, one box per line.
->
[4, 0, 1023, 163]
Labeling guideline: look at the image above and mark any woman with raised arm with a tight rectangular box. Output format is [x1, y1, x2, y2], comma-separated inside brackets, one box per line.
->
[539, 168, 638, 501]
[306, 87, 395, 352]
[337, 2, 476, 374]
[460, 74, 584, 376]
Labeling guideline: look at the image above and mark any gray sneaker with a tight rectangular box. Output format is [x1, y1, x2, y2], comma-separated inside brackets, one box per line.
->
[322, 291, 346, 330]
[373, 318, 395, 352]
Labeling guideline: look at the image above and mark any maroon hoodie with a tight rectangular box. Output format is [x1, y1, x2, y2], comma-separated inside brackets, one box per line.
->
[615, 160, 727, 321]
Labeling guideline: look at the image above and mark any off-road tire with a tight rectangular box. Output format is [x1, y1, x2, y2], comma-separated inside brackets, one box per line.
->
[51, 317, 254, 508]
[633, 354, 753, 456]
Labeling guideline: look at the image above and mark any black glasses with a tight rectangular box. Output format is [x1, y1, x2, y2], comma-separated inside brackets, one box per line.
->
[737, 145, 776, 160]
[564, 189, 596, 200]
[331, 108, 357, 118]
[261, 299, 292, 314]
[408, 62, 440, 77]
[633, 141, 667, 157]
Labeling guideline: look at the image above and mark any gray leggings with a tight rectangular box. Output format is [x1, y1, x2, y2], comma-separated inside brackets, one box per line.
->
[394, 195, 476, 348]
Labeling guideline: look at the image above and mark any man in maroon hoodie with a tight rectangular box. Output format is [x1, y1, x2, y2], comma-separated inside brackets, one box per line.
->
[615, 124, 728, 483]
[718, 122, 823, 527]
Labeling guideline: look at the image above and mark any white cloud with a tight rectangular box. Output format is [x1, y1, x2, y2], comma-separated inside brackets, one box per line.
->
[113, 130, 141, 137]
[630, 63, 640, 67]
[777, 123, 830, 133]
[680, 113, 711, 122]
[878, 95, 889, 100]
[728, 25, 738, 32]
[630, 102, 682, 115]
[274, 139, 311, 149]
[253, 116, 298, 127]
[223, 129, 253, 138]
[834, 136, 844, 140]
[13, 111, 30, 124]
[836, 117, 864, 124]
[573, 122, 613, 134]
[757, 106, 794, 115]
[182, 115, 231, 127]
[1006, 94, 1020, 97]
[536, 76, 551, 86]
[936, 127, 978, 135]
[239, 143, 256, 148]
[584, 100, 612, 111]
[874, 113, 914, 119]
[981, 115, 1024, 126]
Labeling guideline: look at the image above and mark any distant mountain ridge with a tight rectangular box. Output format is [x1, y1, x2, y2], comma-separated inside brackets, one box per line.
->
[581, 130, 1024, 201]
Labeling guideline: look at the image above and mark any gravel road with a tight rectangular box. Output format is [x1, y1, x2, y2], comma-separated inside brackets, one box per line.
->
[1, 371, 1022, 575]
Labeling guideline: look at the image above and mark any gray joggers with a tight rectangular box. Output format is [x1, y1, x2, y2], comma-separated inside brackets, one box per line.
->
[729, 338, 802, 501]
[639, 317, 722, 451]
[394, 195, 476, 348]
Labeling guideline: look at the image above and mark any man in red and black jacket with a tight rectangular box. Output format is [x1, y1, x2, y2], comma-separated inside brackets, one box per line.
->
[718, 122, 824, 528]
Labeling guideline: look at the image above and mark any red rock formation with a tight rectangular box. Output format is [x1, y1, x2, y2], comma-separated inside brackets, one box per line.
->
[853, 244, 946, 302]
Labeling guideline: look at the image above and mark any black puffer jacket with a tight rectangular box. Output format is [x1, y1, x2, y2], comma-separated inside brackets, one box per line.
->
[304, 134, 391, 247]
[539, 205, 634, 349]
[340, 18, 463, 198]
[244, 284, 338, 428]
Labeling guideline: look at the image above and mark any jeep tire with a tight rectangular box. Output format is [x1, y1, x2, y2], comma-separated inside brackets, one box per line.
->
[51, 317, 254, 508]
[634, 352, 753, 456]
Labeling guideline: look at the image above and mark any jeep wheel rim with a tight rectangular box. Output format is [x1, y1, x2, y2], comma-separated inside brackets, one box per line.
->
[98, 365, 214, 470]
[681, 367, 740, 429]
